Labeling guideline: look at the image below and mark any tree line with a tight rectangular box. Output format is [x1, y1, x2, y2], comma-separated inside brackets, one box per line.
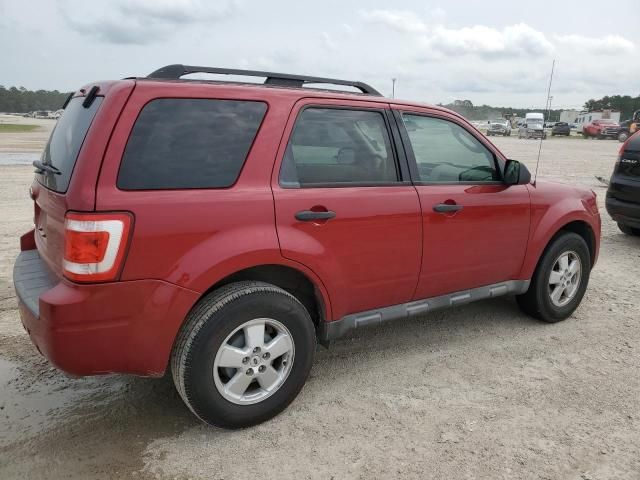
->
[0, 86, 71, 113]
[583, 95, 640, 121]
[441, 100, 562, 122]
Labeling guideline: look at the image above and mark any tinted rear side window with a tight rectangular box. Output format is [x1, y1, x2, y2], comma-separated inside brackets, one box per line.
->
[118, 99, 267, 190]
[38, 96, 103, 193]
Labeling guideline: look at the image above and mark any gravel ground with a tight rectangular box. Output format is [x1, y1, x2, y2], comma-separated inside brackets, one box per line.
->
[0, 134, 639, 480]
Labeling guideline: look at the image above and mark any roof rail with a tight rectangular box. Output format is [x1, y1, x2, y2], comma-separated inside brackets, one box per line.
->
[147, 64, 382, 96]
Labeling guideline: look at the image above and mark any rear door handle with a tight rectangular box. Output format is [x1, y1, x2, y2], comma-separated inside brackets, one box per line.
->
[433, 203, 463, 213]
[295, 210, 336, 221]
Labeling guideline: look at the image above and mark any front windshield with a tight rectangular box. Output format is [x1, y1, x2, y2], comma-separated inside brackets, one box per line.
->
[528, 119, 543, 125]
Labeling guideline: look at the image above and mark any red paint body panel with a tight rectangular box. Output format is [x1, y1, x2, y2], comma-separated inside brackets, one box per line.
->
[13, 78, 601, 378]
[413, 183, 531, 298]
[271, 97, 422, 320]
[518, 181, 601, 278]
[20, 277, 199, 376]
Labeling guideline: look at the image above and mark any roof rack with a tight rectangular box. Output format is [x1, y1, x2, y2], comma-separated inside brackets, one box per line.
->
[146, 64, 382, 96]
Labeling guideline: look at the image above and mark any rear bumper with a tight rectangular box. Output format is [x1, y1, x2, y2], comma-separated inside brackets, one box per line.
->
[14, 249, 199, 377]
[606, 195, 640, 228]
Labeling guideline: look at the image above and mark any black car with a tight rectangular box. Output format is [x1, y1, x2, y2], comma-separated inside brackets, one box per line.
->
[606, 131, 640, 235]
[551, 122, 571, 136]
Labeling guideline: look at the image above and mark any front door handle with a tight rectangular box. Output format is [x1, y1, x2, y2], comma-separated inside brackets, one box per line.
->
[295, 210, 336, 221]
[433, 203, 463, 213]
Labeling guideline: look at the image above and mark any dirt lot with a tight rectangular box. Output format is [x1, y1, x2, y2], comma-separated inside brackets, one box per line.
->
[0, 135, 639, 480]
[0, 115, 54, 164]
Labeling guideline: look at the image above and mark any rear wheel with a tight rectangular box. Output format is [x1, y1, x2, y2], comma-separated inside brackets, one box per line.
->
[171, 281, 316, 428]
[618, 223, 640, 236]
[517, 232, 590, 323]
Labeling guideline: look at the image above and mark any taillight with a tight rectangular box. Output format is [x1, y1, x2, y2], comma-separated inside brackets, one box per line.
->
[63, 212, 132, 282]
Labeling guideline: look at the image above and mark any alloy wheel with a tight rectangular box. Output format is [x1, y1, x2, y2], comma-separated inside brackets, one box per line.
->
[213, 318, 295, 405]
[548, 251, 582, 308]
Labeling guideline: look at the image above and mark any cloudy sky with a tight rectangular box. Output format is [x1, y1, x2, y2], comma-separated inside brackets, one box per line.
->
[1, 0, 637, 108]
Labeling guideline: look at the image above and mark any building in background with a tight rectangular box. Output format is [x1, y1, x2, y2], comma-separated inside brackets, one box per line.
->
[559, 109, 581, 124]
[574, 110, 621, 132]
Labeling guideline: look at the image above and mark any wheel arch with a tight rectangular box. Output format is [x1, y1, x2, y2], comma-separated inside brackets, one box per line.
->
[201, 264, 328, 328]
[522, 218, 597, 280]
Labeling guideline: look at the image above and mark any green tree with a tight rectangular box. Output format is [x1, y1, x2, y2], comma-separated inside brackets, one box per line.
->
[0, 86, 71, 113]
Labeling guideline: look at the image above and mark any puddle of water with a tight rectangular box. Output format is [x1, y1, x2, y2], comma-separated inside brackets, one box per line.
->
[0, 357, 126, 448]
[0, 152, 40, 166]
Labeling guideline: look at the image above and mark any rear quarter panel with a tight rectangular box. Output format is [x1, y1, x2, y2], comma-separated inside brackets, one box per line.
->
[95, 83, 332, 317]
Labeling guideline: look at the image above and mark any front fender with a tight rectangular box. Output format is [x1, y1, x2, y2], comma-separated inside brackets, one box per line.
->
[518, 187, 600, 279]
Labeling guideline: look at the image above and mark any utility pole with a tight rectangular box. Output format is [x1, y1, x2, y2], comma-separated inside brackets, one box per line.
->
[391, 78, 396, 99]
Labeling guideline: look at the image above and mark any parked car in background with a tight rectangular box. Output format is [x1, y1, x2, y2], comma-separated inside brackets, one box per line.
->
[617, 111, 640, 142]
[606, 131, 640, 235]
[551, 122, 571, 136]
[486, 119, 511, 136]
[518, 113, 546, 139]
[583, 119, 620, 139]
[13, 64, 601, 429]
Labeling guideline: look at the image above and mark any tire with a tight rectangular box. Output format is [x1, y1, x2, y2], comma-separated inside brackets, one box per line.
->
[618, 223, 640, 236]
[171, 281, 316, 428]
[517, 232, 591, 323]
[618, 131, 629, 142]
[582, 132, 589, 139]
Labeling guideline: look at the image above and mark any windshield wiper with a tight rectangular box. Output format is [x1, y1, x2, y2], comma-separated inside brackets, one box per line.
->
[33, 160, 61, 175]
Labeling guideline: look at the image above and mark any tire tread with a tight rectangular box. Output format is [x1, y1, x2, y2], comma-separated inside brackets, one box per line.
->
[170, 281, 304, 424]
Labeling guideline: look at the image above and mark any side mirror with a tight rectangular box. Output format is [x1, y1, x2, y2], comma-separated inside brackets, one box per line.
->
[504, 159, 531, 185]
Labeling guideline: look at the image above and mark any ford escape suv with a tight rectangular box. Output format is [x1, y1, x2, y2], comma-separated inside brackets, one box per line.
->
[14, 65, 601, 428]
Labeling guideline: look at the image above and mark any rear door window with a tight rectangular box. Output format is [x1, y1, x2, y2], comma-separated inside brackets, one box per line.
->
[118, 99, 267, 190]
[38, 96, 103, 193]
[279, 107, 399, 187]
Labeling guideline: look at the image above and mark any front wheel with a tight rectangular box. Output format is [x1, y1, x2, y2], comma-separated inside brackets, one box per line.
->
[618, 131, 629, 142]
[517, 232, 591, 323]
[171, 281, 316, 428]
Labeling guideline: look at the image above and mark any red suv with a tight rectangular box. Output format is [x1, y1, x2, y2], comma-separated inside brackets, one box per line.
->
[14, 65, 601, 428]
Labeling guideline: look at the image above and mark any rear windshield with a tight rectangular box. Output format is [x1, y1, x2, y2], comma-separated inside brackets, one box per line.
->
[38, 96, 103, 193]
[117, 98, 267, 190]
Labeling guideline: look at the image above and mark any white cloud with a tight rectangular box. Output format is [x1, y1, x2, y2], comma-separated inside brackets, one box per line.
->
[361, 9, 427, 34]
[60, 0, 238, 45]
[555, 34, 635, 54]
[420, 23, 554, 58]
[321, 32, 338, 51]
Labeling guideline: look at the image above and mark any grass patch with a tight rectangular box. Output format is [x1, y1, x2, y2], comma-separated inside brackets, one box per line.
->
[0, 124, 40, 133]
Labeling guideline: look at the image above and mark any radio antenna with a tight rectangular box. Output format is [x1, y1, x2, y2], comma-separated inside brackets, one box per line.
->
[533, 59, 556, 186]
